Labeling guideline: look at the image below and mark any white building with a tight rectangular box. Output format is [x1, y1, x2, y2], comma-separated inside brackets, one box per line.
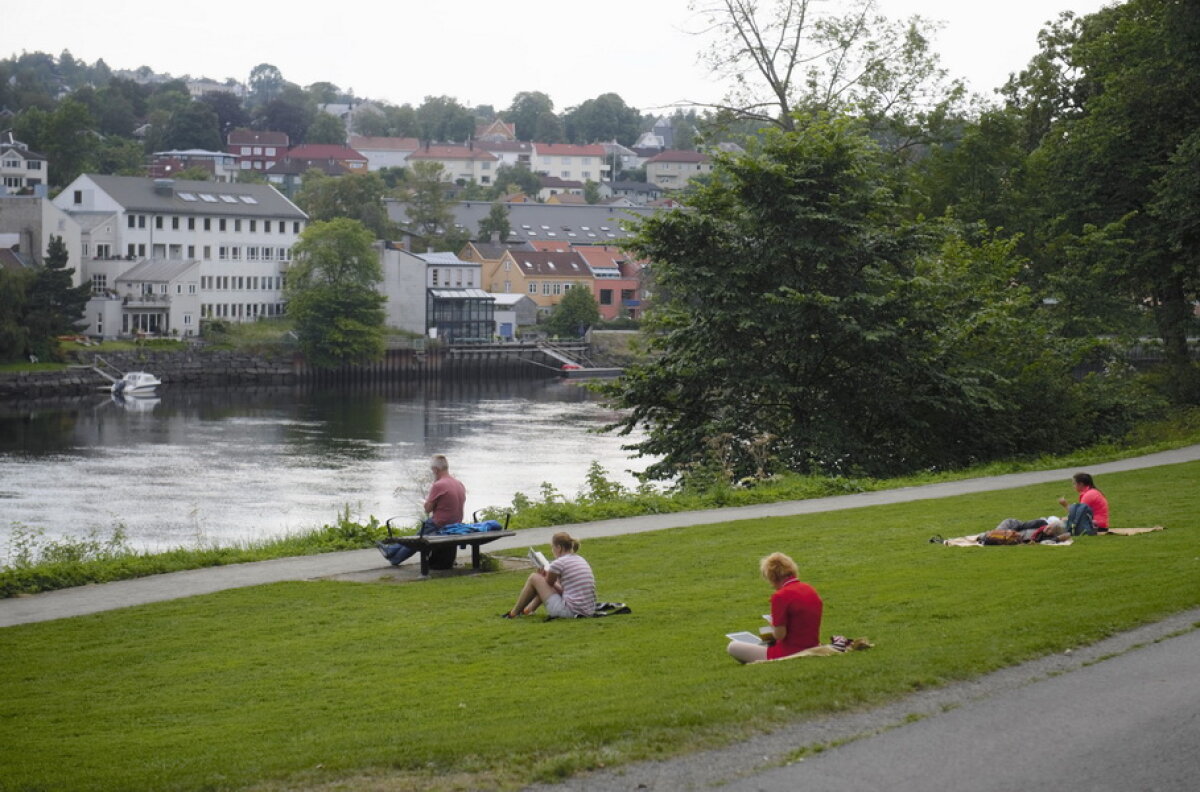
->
[1, 138, 48, 192]
[531, 143, 610, 184]
[348, 135, 421, 171]
[53, 174, 307, 338]
[377, 246, 489, 340]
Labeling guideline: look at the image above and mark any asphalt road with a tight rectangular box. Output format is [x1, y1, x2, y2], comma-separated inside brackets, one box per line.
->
[727, 625, 1200, 792]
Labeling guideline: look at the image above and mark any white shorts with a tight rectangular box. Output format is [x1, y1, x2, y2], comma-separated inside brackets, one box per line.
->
[544, 593, 575, 619]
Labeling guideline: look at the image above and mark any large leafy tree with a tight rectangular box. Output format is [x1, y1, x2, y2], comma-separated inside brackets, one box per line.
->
[294, 169, 396, 238]
[563, 93, 642, 145]
[477, 201, 511, 242]
[605, 116, 1133, 481]
[0, 268, 31, 363]
[285, 218, 386, 368]
[1014, 0, 1200, 397]
[543, 285, 600, 338]
[503, 91, 555, 141]
[404, 161, 455, 241]
[414, 95, 474, 142]
[161, 101, 222, 151]
[306, 112, 347, 145]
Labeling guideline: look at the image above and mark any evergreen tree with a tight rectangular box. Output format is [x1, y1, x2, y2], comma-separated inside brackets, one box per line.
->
[23, 236, 91, 359]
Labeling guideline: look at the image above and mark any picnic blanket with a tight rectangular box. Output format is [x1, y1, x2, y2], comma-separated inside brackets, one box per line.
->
[935, 534, 1073, 547]
[1105, 525, 1165, 536]
[757, 636, 874, 663]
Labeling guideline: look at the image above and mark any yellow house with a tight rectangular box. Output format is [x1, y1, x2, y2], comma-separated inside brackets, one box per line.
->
[491, 249, 593, 309]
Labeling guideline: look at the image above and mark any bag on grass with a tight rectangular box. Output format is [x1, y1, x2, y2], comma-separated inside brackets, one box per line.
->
[981, 528, 1021, 545]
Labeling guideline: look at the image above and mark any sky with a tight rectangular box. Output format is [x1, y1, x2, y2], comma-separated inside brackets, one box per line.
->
[7, 0, 1115, 113]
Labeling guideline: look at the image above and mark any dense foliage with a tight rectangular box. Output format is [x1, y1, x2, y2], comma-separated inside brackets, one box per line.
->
[0, 235, 91, 363]
[285, 218, 386, 368]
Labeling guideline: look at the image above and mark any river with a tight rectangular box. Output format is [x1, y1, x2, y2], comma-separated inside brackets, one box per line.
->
[0, 379, 648, 562]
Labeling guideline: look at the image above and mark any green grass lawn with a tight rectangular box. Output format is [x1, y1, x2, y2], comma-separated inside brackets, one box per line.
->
[1, 463, 1197, 791]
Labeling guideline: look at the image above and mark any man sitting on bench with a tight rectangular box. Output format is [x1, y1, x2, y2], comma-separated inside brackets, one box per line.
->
[378, 454, 467, 566]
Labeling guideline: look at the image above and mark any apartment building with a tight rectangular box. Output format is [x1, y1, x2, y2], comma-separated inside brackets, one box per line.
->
[53, 174, 307, 338]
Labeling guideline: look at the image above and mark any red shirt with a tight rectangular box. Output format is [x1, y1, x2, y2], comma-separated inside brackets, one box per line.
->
[1079, 486, 1109, 529]
[424, 475, 466, 527]
[767, 578, 823, 660]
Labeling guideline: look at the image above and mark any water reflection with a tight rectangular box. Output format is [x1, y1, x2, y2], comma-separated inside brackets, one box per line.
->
[0, 379, 644, 558]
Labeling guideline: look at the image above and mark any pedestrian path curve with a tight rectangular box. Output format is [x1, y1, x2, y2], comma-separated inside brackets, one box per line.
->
[3, 444, 1197, 628]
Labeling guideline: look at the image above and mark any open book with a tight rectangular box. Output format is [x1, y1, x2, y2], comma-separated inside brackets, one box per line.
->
[527, 548, 550, 571]
[725, 615, 774, 644]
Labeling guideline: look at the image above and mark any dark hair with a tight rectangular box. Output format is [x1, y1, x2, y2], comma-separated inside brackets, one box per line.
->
[1073, 472, 1095, 488]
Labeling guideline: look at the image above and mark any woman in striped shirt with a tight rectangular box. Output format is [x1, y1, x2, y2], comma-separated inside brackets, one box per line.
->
[503, 531, 596, 619]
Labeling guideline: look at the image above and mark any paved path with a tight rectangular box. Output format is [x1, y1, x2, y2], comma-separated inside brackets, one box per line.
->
[3, 444, 1197, 628]
[527, 607, 1200, 792]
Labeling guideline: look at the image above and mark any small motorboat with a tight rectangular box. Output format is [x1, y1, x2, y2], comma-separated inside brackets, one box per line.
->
[111, 371, 162, 395]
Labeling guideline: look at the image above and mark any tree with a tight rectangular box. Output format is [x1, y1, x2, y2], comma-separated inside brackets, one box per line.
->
[295, 169, 396, 238]
[162, 101, 222, 151]
[504, 91, 555, 141]
[543, 285, 600, 338]
[96, 137, 146, 176]
[533, 111, 565, 143]
[248, 63, 285, 106]
[690, 0, 961, 136]
[254, 85, 315, 143]
[306, 112, 347, 145]
[415, 95, 475, 142]
[285, 218, 386, 368]
[404, 161, 454, 239]
[199, 91, 249, 137]
[491, 164, 540, 197]
[306, 81, 341, 106]
[1013, 0, 1200, 398]
[477, 201, 511, 242]
[24, 99, 98, 187]
[0, 267, 31, 363]
[23, 236, 91, 360]
[583, 180, 601, 204]
[563, 93, 642, 145]
[602, 115, 1130, 482]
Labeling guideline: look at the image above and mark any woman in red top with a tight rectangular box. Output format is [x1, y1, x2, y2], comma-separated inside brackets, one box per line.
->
[1057, 472, 1109, 533]
[727, 552, 823, 664]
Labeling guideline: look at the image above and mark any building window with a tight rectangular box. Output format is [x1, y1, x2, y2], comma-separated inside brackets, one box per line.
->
[599, 289, 613, 306]
[188, 218, 195, 230]
[219, 246, 228, 260]
[553, 283, 562, 296]
[189, 284, 196, 294]
[127, 243, 136, 257]
[171, 216, 179, 230]
[249, 220, 257, 232]
[543, 282, 551, 295]
[230, 247, 241, 260]
[219, 219, 226, 232]
[73, 190, 82, 204]
[247, 246, 259, 261]
[528, 282, 537, 294]
[127, 215, 135, 229]
[91, 274, 107, 294]
[187, 245, 195, 258]
[203, 245, 211, 259]
[204, 218, 211, 231]
[234, 219, 242, 232]
[184, 314, 192, 325]
[240, 147, 251, 155]
[431, 269, 439, 286]
[155, 216, 163, 229]
[138, 244, 146, 257]
[293, 221, 301, 233]
[176, 284, 183, 294]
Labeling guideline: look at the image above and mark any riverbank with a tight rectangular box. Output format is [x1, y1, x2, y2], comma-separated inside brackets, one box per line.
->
[4, 434, 1198, 607]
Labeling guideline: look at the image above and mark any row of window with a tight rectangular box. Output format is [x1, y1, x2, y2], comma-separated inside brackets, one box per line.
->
[598, 289, 637, 306]
[429, 268, 476, 288]
[539, 156, 596, 165]
[126, 214, 302, 234]
[1, 158, 41, 170]
[201, 303, 286, 319]
[237, 146, 278, 156]
[200, 275, 284, 291]
[528, 281, 586, 296]
[217, 245, 293, 262]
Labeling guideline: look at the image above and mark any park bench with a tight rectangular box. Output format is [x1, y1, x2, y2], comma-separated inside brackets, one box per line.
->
[381, 513, 514, 577]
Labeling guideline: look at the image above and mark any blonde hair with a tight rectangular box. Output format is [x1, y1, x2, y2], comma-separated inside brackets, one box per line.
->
[760, 552, 798, 584]
[551, 532, 580, 553]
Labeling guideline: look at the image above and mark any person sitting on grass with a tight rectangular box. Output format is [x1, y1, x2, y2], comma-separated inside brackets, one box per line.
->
[503, 531, 595, 619]
[1057, 472, 1109, 535]
[728, 552, 823, 664]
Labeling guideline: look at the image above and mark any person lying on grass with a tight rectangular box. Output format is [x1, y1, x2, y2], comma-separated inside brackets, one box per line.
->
[728, 552, 823, 664]
[503, 531, 596, 619]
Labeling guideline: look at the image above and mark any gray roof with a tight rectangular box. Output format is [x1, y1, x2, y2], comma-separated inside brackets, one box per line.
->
[83, 174, 307, 219]
[490, 293, 535, 307]
[430, 288, 493, 299]
[412, 251, 472, 266]
[116, 258, 200, 282]
[471, 241, 534, 259]
[389, 200, 664, 244]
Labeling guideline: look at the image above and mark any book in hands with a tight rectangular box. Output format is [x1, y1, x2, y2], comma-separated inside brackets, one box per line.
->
[726, 617, 776, 644]
[528, 548, 550, 571]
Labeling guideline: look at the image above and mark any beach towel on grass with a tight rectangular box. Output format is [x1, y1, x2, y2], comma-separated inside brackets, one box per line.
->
[756, 636, 874, 663]
[935, 534, 1073, 547]
[1105, 525, 1166, 536]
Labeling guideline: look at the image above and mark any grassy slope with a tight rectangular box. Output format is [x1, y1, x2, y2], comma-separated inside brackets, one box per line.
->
[1, 463, 1197, 791]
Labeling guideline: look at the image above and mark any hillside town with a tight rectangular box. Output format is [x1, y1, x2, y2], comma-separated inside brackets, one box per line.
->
[0, 55, 737, 344]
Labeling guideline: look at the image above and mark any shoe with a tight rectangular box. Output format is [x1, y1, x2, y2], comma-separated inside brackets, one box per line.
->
[501, 611, 518, 619]
[375, 541, 390, 559]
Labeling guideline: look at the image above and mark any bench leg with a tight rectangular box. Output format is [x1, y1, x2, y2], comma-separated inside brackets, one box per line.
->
[471, 542, 482, 569]
[419, 550, 431, 578]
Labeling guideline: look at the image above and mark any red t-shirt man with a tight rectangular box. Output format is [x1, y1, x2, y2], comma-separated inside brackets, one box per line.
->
[424, 456, 466, 528]
[767, 578, 824, 660]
